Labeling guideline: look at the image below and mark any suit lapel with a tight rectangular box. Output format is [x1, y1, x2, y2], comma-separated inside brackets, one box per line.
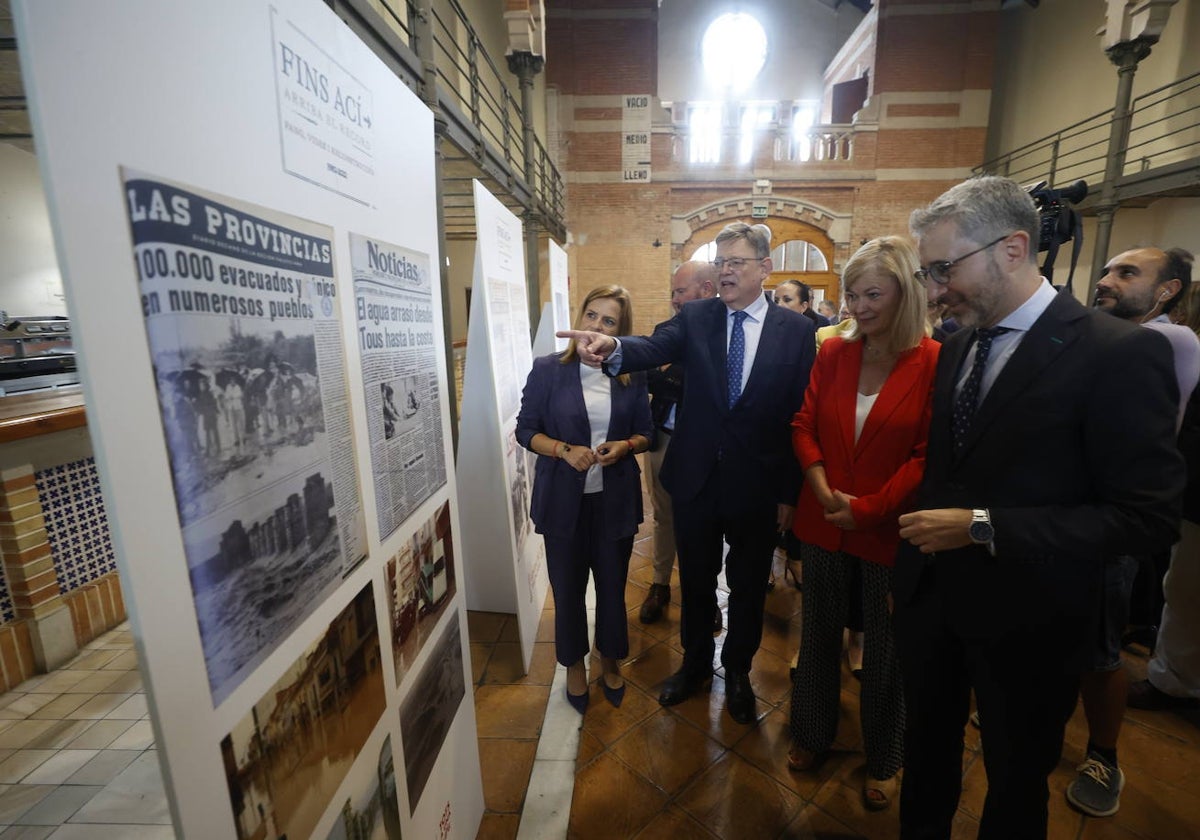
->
[740, 295, 779, 400]
[834, 339, 862, 459]
[855, 344, 923, 456]
[706, 299, 730, 411]
[958, 293, 1083, 457]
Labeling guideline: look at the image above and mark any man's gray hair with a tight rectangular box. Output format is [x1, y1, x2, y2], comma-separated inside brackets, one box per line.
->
[909, 176, 1040, 264]
[716, 222, 772, 259]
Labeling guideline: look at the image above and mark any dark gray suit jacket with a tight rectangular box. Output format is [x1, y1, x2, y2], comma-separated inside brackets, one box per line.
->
[614, 294, 816, 516]
[893, 291, 1186, 640]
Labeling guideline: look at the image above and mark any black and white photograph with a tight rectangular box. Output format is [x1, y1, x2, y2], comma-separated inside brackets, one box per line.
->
[399, 611, 466, 814]
[385, 500, 457, 683]
[221, 583, 387, 840]
[505, 428, 533, 559]
[124, 170, 367, 704]
[323, 735, 403, 840]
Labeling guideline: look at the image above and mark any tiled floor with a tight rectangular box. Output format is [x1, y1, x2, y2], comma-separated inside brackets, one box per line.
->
[471, 518, 1200, 840]
[3, 535, 1198, 839]
[0, 623, 171, 839]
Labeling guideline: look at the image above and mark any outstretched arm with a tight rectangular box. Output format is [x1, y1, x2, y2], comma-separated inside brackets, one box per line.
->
[557, 330, 617, 366]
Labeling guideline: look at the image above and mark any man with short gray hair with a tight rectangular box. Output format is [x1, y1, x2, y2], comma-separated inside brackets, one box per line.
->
[894, 176, 1185, 839]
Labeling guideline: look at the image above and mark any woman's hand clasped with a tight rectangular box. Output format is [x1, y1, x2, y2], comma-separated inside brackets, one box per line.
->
[594, 440, 633, 466]
[823, 490, 859, 530]
[561, 443, 597, 472]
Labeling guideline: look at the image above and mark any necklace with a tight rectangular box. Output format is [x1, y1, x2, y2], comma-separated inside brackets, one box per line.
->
[863, 341, 894, 358]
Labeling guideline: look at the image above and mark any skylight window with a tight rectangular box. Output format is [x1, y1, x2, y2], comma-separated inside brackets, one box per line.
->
[701, 13, 767, 95]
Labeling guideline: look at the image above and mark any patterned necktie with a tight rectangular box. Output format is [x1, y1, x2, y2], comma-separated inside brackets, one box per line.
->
[727, 310, 748, 408]
[952, 326, 1011, 448]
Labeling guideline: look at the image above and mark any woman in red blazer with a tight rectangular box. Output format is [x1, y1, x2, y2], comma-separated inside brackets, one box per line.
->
[787, 236, 939, 811]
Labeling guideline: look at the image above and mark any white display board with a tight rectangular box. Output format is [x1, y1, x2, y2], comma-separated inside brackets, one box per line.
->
[531, 238, 571, 357]
[457, 181, 548, 672]
[14, 1, 482, 837]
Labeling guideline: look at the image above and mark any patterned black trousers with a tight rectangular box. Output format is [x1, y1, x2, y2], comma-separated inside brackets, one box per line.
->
[789, 543, 905, 780]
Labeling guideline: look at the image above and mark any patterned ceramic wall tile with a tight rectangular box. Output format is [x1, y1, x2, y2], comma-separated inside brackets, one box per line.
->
[0, 557, 13, 624]
[35, 457, 117, 594]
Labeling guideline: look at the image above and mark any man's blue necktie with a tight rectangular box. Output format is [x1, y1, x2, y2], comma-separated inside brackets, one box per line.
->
[952, 326, 1011, 448]
[727, 310, 748, 408]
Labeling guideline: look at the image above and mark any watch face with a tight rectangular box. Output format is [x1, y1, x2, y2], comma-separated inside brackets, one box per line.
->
[970, 520, 994, 543]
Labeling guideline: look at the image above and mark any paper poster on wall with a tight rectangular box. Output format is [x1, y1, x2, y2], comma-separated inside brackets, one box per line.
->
[399, 611, 466, 814]
[270, 7, 378, 207]
[350, 233, 446, 542]
[385, 500, 456, 683]
[17, 0, 482, 835]
[123, 169, 368, 705]
[621, 93, 652, 183]
[221, 582, 386, 840]
[548, 238, 570, 352]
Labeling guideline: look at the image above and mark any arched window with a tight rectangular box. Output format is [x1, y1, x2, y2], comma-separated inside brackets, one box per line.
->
[701, 13, 767, 95]
[771, 240, 828, 272]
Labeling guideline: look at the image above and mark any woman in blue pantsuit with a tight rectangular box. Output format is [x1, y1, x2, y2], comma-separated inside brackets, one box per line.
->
[515, 285, 652, 712]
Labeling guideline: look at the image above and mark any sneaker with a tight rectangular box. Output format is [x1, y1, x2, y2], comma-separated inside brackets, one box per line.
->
[1066, 752, 1125, 817]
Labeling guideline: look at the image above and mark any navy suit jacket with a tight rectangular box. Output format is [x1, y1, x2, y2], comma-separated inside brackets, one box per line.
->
[515, 354, 653, 540]
[893, 291, 1186, 644]
[614, 294, 815, 516]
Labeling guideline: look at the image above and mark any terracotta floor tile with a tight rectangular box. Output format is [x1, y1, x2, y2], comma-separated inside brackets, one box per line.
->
[535, 608, 556, 643]
[809, 763, 902, 840]
[471, 643, 493, 684]
[668, 675, 758, 750]
[730, 707, 853, 801]
[580, 681, 660, 747]
[473, 684, 552, 739]
[1092, 771, 1200, 840]
[498, 616, 520, 643]
[623, 641, 685, 695]
[575, 728, 605, 772]
[634, 609, 682, 643]
[468, 612, 510, 644]
[568, 752, 667, 840]
[482, 642, 558, 686]
[477, 738, 537, 812]
[475, 811, 520, 840]
[674, 751, 804, 839]
[631, 804, 718, 839]
[610, 708, 726, 795]
[782, 802, 869, 839]
[758, 608, 799, 663]
[748, 647, 792, 708]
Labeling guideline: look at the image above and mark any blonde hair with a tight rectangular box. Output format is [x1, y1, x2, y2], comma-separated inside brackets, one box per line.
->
[840, 236, 928, 354]
[560, 285, 635, 384]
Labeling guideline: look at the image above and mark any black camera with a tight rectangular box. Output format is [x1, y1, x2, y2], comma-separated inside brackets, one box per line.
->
[1026, 179, 1088, 289]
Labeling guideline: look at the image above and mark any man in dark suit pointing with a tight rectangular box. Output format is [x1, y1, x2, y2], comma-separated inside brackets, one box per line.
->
[561, 222, 815, 724]
[894, 176, 1186, 840]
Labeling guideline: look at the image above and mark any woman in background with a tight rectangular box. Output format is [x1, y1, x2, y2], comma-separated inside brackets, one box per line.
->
[515, 285, 652, 712]
[787, 237, 939, 811]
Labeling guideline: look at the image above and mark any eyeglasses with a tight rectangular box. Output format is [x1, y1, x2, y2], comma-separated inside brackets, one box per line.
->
[914, 234, 1011, 286]
[711, 256, 766, 272]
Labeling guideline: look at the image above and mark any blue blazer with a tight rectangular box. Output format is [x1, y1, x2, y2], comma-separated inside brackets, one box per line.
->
[615, 294, 815, 515]
[515, 354, 653, 539]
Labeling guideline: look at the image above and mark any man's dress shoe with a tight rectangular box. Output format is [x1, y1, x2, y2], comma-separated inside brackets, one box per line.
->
[725, 670, 756, 724]
[658, 669, 711, 706]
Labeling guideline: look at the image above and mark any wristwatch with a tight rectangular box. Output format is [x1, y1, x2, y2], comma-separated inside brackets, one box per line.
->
[969, 508, 994, 544]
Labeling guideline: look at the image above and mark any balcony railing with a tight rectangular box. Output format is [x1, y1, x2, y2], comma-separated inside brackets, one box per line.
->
[975, 71, 1200, 196]
[337, 0, 564, 230]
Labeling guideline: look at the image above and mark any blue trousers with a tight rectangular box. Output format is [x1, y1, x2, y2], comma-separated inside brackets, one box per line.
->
[543, 492, 635, 666]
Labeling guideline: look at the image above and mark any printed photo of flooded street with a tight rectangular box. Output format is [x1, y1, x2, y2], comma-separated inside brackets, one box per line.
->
[221, 583, 386, 840]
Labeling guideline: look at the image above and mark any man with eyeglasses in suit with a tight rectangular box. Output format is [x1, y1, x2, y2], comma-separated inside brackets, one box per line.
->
[561, 222, 815, 725]
[893, 176, 1185, 840]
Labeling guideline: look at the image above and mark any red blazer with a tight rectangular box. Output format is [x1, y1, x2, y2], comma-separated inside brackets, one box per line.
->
[791, 336, 939, 566]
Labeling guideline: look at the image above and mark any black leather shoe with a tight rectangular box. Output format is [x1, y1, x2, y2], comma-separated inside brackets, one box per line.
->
[658, 668, 711, 706]
[639, 584, 670, 624]
[725, 670, 756, 724]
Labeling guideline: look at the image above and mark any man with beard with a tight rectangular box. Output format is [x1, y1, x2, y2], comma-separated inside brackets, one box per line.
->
[894, 177, 1186, 840]
[1065, 247, 1200, 819]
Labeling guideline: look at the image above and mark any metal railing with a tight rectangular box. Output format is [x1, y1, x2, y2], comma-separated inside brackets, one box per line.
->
[343, 0, 564, 226]
[975, 71, 1200, 192]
